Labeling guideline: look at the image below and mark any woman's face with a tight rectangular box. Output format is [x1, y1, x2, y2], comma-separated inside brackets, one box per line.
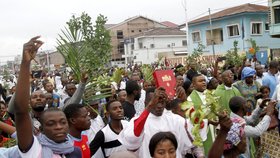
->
[154, 139, 176, 158]
[0, 104, 6, 117]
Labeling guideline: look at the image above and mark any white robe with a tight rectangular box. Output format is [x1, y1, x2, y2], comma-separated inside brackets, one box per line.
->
[118, 109, 193, 158]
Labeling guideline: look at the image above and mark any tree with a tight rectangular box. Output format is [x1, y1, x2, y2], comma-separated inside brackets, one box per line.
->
[224, 40, 244, 68]
[186, 43, 205, 70]
[57, 12, 112, 82]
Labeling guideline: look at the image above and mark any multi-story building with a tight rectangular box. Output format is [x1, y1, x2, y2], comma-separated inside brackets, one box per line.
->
[125, 27, 187, 65]
[269, 0, 280, 38]
[186, 3, 280, 64]
[107, 16, 168, 67]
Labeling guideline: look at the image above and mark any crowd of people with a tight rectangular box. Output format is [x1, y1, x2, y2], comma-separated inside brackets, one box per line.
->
[0, 36, 279, 158]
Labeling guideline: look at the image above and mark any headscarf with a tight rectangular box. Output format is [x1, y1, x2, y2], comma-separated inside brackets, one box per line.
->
[241, 67, 256, 80]
[224, 118, 245, 150]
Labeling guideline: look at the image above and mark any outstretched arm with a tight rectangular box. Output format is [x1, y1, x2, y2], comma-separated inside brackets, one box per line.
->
[14, 36, 43, 152]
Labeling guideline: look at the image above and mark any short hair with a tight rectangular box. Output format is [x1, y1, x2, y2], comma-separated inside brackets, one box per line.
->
[63, 103, 85, 120]
[125, 80, 140, 95]
[166, 98, 181, 111]
[269, 60, 279, 69]
[260, 86, 270, 93]
[149, 132, 178, 157]
[40, 108, 65, 126]
[229, 96, 245, 113]
[192, 74, 203, 83]
[183, 79, 192, 93]
[105, 100, 120, 111]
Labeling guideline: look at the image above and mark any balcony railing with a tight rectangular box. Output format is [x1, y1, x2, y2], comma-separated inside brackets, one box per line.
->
[270, 23, 280, 36]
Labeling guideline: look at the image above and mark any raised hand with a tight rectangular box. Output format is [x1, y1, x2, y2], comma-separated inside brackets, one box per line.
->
[22, 36, 43, 63]
[146, 87, 168, 112]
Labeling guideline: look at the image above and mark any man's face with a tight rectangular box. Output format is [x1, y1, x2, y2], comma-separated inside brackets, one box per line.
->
[176, 76, 184, 87]
[65, 84, 76, 97]
[30, 91, 46, 112]
[255, 66, 263, 77]
[134, 89, 141, 101]
[108, 101, 124, 120]
[72, 107, 91, 131]
[41, 111, 69, 143]
[131, 75, 141, 86]
[150, 92, 166, 117]
[143, 81, 153, 91]
[45, 83, 54, 93]
[45, 93, 54, 106]
[86, 103, 99, 119]
[223, 71, 234, 86]
[193, 76, 206, 92]
[118, 91, 127, 103]
[269, 67, 278, 75]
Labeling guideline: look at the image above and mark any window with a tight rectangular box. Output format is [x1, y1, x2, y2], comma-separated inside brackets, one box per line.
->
[139, 30, 142, 32]
[265, 23, 270, 31]
[182, 40, 187, 46]
[139, 43, 143, 49]
[251, 22, 262, 35]
[274, 6, 280, 24]
[192, 32, 201, 42]
[206, 28, 223, 45]
[227, 24, 240, 37]
[171, 43, 175, 46]
[117, 30, 123, 39]
[131, 30, 134, 33]
[150, 44, 155, 48]
[131, 44, 134, 50]
[117, 44, 124, 54]
[167, 44, 171, 48]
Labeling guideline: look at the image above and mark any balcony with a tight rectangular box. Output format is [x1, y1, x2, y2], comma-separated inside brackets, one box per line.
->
[272, 0, 280, 6]
[270, 23, 280, 37]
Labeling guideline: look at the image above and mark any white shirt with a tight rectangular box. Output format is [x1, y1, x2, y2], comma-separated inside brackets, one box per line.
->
[86, 115, 105, 142]
[118, 109, 193, 158]
[18, 136, 62, 158]
[134, 89, 146, 116]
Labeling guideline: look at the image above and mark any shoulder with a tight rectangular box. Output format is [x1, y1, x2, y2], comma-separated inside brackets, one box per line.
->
[18, 136, 42, 158]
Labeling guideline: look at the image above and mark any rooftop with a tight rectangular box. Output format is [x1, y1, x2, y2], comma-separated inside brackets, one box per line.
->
[136, 28, 185, 37]
[189, 3, 268, 25]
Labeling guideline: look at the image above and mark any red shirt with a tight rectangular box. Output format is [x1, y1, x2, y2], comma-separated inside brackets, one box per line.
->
[73, 134, 91, 158]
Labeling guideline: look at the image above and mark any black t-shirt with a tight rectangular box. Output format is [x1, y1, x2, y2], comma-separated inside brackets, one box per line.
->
[122, 101, 136, 121]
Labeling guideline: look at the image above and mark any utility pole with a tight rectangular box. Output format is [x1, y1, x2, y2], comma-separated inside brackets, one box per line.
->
[182, 0, 188, 53]
[208, 8, 215, 59]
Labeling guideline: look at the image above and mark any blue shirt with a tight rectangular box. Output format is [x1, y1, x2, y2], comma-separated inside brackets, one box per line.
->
[262, 72, 277, 98]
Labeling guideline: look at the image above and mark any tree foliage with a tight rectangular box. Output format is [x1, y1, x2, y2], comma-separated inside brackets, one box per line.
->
[224, 40, 243, 68]
[186, 43, 205, 64]
[57, 12, 112, 82]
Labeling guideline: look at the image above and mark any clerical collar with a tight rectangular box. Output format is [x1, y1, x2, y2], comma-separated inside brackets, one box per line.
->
[224, 85, 232, 90]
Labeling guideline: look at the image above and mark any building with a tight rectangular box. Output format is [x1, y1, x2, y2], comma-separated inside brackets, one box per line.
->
[33, 50, 65, 70]
[107, 16, 168, 67]
[269, 0, 280, 38]
[125, 27, 187, 65]
[186, 3, 280, 64]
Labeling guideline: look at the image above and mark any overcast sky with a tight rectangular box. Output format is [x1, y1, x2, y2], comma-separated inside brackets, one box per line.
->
[0, 0, 267, 63]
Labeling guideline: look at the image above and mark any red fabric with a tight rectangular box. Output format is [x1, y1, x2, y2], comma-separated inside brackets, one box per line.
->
[134, 109, 150, 137]
[73, 135, 91, 158]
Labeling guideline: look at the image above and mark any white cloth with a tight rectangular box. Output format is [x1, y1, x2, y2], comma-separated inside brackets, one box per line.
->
[86, 115, 105, 142]
[118, 109, 193, 158]
[134, 89, 146, 116]
[18, 136, 61, 158]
